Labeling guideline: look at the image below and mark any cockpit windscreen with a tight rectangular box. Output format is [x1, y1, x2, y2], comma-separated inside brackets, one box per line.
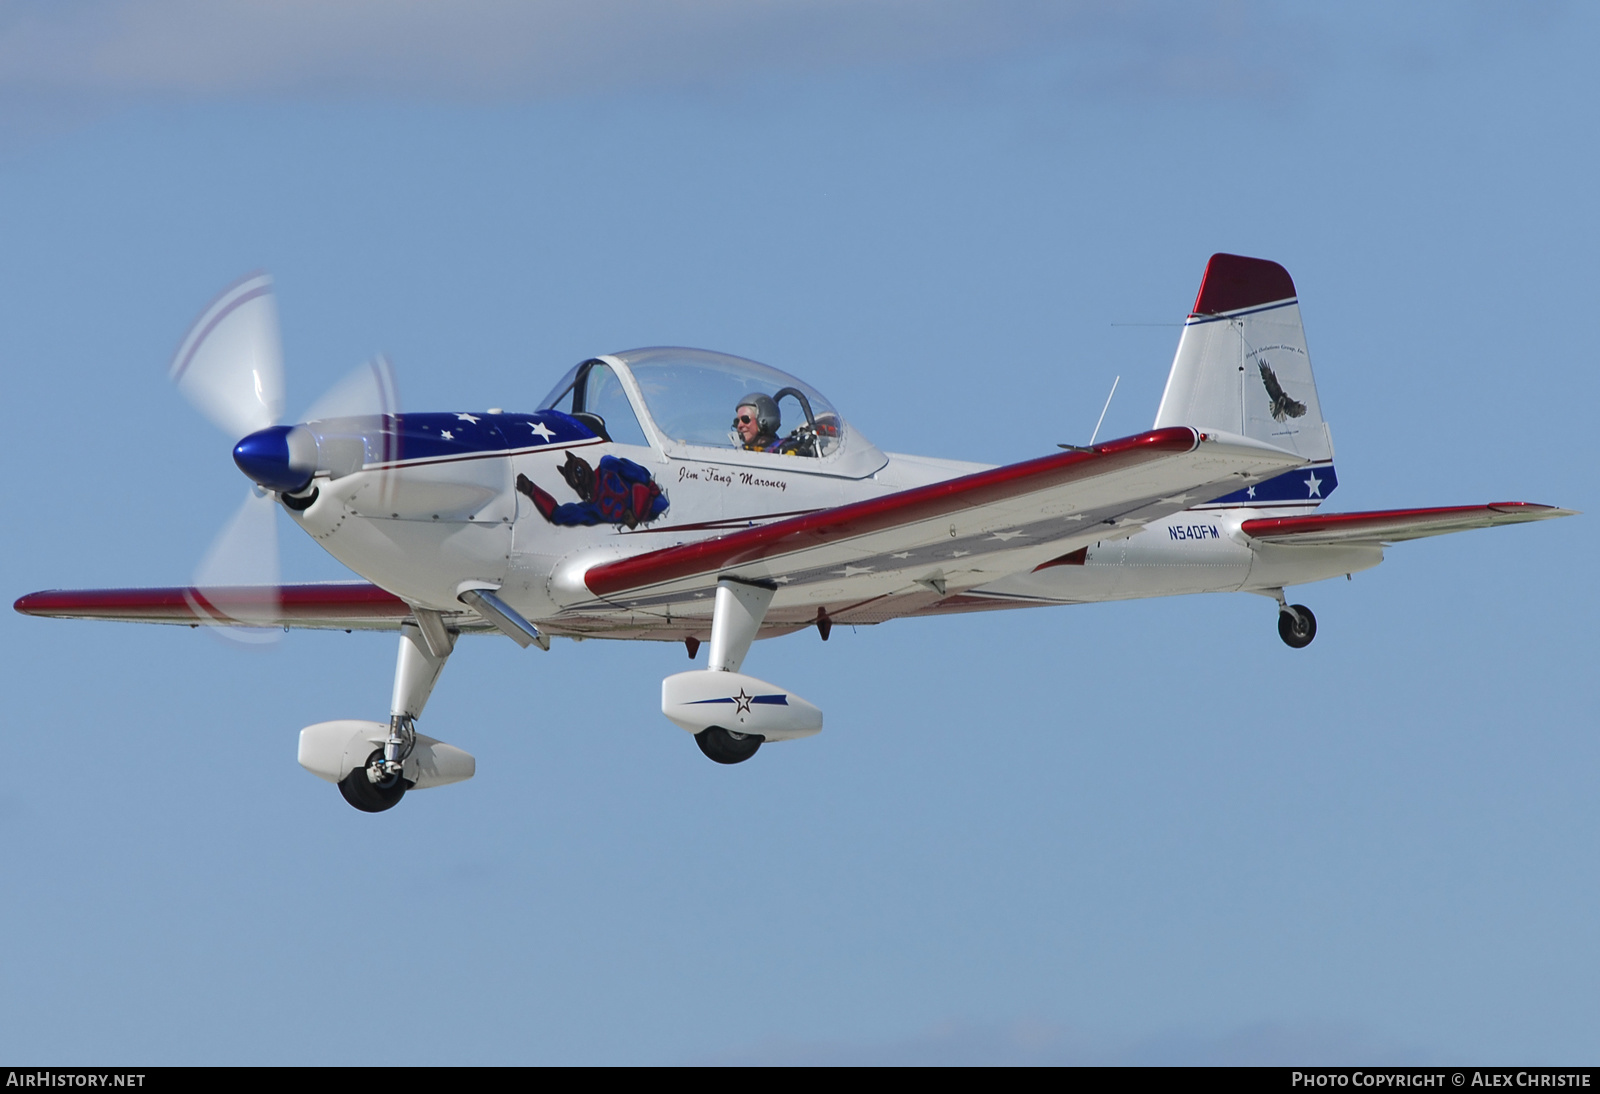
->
[612, 347, 842, 457]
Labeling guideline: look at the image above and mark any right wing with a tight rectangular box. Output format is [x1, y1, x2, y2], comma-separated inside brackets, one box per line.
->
[575, 427, 1304, 618]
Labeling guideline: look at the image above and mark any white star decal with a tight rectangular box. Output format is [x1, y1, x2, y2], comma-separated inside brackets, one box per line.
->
[456, 413, 480, 424]
[528, 421, 557, 442]
[1247, 485, 1257, 498]
[440, 429, 454, 440]
[834, 565, 875, 577]
[1304, 471, 1323, 497]
[732, 689, 753, 714]
[989, 530, 1026, 541]
[890, 551, 912, 559]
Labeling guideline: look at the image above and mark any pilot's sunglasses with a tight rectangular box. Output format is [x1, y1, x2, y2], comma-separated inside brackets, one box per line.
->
[734, 415, 754, 426]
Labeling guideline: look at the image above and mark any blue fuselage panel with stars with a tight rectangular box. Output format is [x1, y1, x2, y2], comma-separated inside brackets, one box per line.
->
[343, 410, 598, 466]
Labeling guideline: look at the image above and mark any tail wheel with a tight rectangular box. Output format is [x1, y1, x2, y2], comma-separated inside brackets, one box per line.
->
[1278, 604, 1317, 649]
[338, 749, 410, 812]
[695, 726, 764, 765]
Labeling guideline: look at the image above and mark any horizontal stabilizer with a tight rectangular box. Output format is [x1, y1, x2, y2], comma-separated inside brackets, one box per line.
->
[1241, 502, 1576, 545]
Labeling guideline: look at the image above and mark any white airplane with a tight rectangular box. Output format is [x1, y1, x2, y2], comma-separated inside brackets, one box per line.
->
[15, 254, 1574, 812]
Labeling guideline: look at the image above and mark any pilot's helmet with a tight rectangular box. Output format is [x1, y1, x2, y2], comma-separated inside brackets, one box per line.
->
[736, 392, 780, 436]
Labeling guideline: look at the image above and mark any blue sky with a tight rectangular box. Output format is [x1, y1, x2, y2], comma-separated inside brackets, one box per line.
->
[2, 1, 1595, 1065]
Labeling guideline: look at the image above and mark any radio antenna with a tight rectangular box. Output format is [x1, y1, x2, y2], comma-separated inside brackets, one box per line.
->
[1088, 375, 1120, 447]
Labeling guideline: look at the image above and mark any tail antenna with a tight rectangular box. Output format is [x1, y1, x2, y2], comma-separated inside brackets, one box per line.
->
[1088, 375, 1120, 447]
[1056, 375, 1121, 454]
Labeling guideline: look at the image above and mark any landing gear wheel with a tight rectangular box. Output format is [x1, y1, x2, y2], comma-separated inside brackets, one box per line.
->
[1277, 604, 1317, 649]
[338, 749, 410, 812]
[695, 726, 764, 765]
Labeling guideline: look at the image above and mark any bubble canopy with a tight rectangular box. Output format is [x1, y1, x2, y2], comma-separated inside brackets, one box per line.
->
[539, 347, 886, 478]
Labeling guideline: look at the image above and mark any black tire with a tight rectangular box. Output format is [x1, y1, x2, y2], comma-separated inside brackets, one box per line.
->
[1278, 604, 1317, 649]
[337, 749, 409, 812]
[695, 726, 764, 765]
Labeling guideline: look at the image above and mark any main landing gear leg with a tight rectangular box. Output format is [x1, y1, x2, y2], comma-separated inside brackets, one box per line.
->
[693, 577, 776, 765]
[338, 614, 457, 813]
[1265, 588, 1317, 649]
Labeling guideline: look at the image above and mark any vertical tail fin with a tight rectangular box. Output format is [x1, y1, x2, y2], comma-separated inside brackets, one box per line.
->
[1154, 254, 1336, 508]
[1155, 254, 1331, 459]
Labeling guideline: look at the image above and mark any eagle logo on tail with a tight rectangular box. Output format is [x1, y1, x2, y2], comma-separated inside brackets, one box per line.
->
[1257, 361, 1307, 422]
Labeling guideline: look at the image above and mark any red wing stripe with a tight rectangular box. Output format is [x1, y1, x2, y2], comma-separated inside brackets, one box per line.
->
[585, 427, 1198, 597]
[1241, 502, 1564, 540]
[15, 584, 410, 621]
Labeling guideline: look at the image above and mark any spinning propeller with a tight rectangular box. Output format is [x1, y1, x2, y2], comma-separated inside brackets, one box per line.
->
[169, 274, 396, 639]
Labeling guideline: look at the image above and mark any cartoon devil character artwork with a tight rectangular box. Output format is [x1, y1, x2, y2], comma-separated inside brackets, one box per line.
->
[517, 451, 669, 529]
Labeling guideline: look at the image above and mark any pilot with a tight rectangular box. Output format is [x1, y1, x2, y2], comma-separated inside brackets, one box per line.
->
[733, 393, 781, 452]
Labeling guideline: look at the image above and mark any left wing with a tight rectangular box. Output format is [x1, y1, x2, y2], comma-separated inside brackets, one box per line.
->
[1240, 502, 1576, 546]
[14, 582, 422, 631]
[573, 427, 1303, 622]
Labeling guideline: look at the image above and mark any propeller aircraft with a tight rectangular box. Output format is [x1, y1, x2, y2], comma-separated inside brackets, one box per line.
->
[15, 254, 1574, 812]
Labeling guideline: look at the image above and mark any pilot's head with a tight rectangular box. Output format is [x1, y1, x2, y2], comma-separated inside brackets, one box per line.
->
[733, 393, 780, 448]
